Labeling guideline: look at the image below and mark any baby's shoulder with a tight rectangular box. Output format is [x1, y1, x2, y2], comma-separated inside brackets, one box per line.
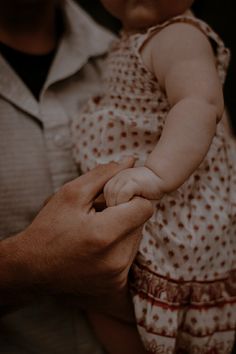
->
[140, 20, 214, 85]
[146, 21, 211, 56]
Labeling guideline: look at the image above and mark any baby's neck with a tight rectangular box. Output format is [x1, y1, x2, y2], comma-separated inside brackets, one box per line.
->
[122, 9, 193, 34]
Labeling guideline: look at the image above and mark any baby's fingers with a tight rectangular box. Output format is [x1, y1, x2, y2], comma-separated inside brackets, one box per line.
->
[116, 181, 140, 205]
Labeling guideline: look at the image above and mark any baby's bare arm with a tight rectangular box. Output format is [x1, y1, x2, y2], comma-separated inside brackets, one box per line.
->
[145, 97, 219, 192]
[104, 23, 224, 206]
[142, 22, 224, 193]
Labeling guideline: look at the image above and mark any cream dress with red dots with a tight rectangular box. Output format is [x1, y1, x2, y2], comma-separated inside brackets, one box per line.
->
[72, 14, 236, 354]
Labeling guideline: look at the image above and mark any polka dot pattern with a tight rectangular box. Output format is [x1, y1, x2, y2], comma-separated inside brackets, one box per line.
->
[72, 14, 236, 354]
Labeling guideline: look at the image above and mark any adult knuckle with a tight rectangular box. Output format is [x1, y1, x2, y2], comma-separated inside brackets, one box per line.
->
[59, 182, 76, 204]
[78, 184, 90, 200]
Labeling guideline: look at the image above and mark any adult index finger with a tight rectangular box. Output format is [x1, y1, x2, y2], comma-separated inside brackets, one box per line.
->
[70, 157, 135, 208]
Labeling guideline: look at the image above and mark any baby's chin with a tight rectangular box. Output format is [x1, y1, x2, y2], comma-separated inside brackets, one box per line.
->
[123, 8, 163, 32]
[122, 4, 191, 33]
[123, 9, 159, 31]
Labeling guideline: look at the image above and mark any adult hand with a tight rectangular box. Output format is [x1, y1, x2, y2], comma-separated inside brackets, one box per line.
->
[0, 158, 153, 300]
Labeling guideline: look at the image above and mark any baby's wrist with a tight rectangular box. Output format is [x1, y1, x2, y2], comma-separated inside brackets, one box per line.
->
[141, 165, 166, 200]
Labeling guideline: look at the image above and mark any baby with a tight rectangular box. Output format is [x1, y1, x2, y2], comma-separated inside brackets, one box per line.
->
[72, 0, 236, 353]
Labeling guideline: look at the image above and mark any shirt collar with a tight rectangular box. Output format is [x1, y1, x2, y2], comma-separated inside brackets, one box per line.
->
[0, 0, 114, 118]
[44, 0, 114, 90]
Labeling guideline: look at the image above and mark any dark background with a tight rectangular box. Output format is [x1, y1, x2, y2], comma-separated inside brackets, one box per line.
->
[77, 0, 235, 134]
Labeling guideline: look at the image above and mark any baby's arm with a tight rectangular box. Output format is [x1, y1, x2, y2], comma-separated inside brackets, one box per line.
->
[105, 22, 224, 206]
[142, 22, 224, 193]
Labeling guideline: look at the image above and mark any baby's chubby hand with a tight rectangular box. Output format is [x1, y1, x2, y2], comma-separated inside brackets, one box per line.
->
[104, 166, 165, 207]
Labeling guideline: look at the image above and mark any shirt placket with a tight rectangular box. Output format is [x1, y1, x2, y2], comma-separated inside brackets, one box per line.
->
[40, 90, 78, 192]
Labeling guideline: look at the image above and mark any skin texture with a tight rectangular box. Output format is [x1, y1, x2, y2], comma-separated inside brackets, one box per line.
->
[0, 159, 153, 318]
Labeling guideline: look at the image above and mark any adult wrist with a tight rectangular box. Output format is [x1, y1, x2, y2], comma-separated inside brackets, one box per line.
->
[0, 231, 43, 293]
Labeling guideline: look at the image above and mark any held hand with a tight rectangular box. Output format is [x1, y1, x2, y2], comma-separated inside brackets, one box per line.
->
[2, 158, 153, 297]
[104, 166, 165, 206]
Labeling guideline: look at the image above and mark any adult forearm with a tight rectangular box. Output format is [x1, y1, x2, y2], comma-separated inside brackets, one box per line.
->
[0, 232, 41, 314]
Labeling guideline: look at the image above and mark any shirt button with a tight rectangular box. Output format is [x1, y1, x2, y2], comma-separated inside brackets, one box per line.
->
[54, 132, 72, 149]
